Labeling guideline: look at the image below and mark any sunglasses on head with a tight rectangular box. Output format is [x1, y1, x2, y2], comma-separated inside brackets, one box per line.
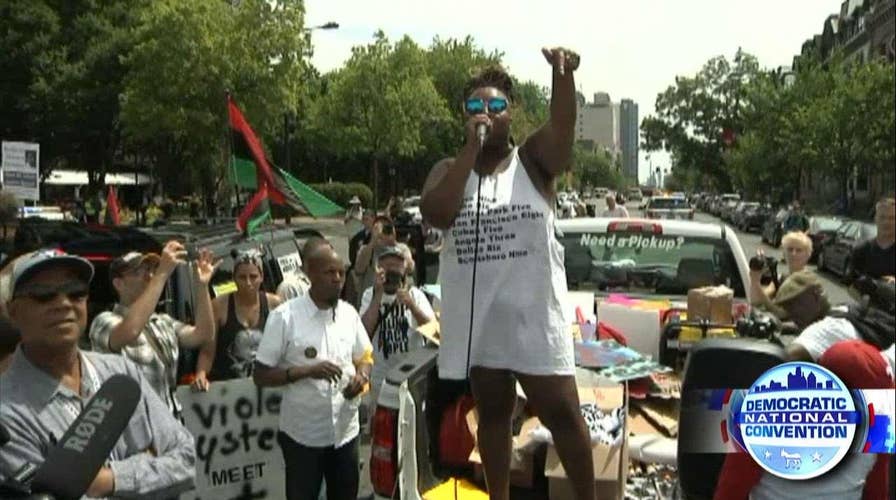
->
[465, 97, 508, 115]
[14, 281, 89, 304]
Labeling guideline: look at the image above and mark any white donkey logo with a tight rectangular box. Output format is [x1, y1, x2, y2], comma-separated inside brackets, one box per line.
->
[781, 450, 802, 469]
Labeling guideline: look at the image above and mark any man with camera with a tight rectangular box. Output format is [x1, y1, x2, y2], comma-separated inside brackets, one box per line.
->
[749, 231, 812, 309]
[353, 216, 415, 305]
[90, 241, 217, 416]
[359, 246, 434, 407]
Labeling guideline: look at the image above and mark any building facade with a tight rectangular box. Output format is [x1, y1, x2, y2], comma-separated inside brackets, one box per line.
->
[619, 99, 639, 181]
[575, 92, 620, 159]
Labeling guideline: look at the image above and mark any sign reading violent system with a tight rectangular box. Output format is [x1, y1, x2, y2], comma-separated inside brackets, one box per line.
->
[1, 141, 40, 201]
[175, 379, 285, 500]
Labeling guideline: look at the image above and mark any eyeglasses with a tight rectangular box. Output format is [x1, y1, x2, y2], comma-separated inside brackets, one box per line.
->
[14, 281, 89, 304]
[465, 97, 508, 115]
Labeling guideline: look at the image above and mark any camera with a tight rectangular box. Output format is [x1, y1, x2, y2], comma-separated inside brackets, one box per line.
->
[735, 309, 782, 340]
[749, 255, 779, 287]
[384, 269, 404, 293]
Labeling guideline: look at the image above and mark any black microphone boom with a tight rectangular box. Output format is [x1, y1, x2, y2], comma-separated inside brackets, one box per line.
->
[31, 374, 141, 500]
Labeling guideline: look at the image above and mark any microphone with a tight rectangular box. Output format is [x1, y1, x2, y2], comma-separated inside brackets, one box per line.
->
[30, 374, 141, 499]
[476, 123, 489, 148]
[0, 422, 9, 447]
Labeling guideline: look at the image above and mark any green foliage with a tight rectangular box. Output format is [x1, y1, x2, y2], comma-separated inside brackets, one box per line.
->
[121, 0, 308, 201]
[570, 145, 625, 191]
[641, 49, 760, 191]
[309, 182, 373, 208]
[727, 57, 894, 205]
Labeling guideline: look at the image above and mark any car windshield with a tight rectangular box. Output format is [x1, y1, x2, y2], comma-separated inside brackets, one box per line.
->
[649, 198, 689, 209]
[558, 231, 746, 298]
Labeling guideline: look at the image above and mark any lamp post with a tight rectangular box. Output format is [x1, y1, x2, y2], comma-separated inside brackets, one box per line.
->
[282, 21, 339, 174]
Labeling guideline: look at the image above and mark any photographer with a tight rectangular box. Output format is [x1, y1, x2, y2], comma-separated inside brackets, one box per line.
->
[359, 247, 434, 408]
[749, 231, 812, 309]
[354, 216, 414, 303]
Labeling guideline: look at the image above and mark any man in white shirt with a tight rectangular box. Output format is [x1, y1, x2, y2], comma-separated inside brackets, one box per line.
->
[253, 245, 373, 500]
[601, 193, 629, 218]
[360, 247, 435, 407]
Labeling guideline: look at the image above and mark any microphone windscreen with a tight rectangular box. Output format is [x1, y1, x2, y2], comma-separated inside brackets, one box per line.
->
[31, 374, 141, 499]
[0, 421, 10, 447]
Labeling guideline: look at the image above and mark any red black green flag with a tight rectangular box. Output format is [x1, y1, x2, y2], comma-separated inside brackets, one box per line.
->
[228, 95, 309, 233]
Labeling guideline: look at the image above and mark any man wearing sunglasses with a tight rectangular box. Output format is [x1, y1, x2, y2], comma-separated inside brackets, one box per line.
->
[0, 249, 196, 498]
[89, 241, 217, 417]
[421, 48, 595, 500]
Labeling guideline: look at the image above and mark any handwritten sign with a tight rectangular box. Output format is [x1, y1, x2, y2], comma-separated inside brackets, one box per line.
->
[175, 379, 285, 500]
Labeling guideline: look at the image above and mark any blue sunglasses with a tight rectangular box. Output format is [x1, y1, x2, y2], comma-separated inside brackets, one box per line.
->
[465, 97, 508, 115]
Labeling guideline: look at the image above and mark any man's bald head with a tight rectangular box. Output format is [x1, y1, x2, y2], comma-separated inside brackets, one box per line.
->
[304, 244, 344, 307]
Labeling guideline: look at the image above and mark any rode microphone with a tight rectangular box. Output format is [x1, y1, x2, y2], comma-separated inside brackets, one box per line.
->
[476, 123, 489, 148]
[0, 422, 9, 447]
[30, 374, 141, 499]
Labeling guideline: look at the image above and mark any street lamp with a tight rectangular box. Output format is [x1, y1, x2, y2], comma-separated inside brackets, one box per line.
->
[284, 21, 339, 174]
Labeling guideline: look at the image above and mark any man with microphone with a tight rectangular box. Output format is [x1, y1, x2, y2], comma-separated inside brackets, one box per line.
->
[0, 249, 196, 498]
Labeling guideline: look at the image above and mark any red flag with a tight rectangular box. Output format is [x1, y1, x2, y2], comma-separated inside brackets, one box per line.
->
[227, 96, 285, 204]
[104, 186, 121, 226]
[236, 182, 272, 234]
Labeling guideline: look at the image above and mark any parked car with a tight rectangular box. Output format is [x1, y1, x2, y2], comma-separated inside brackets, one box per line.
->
[370, 218, 752, 498]
[816, 220, 877, 280]
[645, 196, 695, 220]
[718, 200, 741, 222]
[806, 215, 844, 263]
[761, 207, 789, 247]
[738, 204, 771, 233]
[730, 202, 759, 228]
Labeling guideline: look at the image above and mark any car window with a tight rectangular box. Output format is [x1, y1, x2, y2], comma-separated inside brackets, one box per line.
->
[648, 198, 689, 209]
[860, 223, 878, 241]
[557, 230, 746, 298]
[836, 222, 852, 237]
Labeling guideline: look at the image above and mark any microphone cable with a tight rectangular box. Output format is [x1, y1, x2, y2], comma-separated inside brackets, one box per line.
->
[464, 147, 485, 379]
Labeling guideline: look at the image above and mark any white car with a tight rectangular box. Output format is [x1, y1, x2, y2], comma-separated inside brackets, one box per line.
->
[645, 196, 694, 220]
[370, 217, 751, 499]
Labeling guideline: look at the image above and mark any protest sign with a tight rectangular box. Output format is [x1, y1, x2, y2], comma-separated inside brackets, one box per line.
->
[175, 379, 285, 500]
[1, 141, 40, 201]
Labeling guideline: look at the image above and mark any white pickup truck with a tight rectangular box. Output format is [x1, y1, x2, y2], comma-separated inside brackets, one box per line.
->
[369, 218, 751, 499]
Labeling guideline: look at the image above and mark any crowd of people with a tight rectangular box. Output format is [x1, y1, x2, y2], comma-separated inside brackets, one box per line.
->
[0, 199, 435, 499]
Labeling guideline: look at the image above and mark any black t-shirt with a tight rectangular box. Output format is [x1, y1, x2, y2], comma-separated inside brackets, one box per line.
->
[851, 239, 896, 280]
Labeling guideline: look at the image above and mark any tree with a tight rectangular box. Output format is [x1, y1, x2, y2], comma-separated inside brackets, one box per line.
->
[641, 49, 760, 191]
[310, 32, 451, 208]
[1, 0, 148, 190]
[120, 0, 309, 211]
[570, 145, 624, 191]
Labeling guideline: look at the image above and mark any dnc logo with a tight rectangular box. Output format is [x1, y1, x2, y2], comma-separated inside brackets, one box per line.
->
[732, 361, 861, 479]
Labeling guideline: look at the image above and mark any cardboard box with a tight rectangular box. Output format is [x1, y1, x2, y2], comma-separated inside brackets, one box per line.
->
[544, 383, 628, 500]
[467, 415, 542, 488]
[686, 286, 733, 325]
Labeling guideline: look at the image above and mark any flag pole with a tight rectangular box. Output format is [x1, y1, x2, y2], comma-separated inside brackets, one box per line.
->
[225, 90, 241, 212]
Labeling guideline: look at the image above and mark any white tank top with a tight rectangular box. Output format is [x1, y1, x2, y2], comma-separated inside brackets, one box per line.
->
[438, 147, 572, 379]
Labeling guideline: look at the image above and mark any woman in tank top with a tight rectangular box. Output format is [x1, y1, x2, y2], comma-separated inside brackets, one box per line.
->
[420, 49, 595, 500]
[192, 249, 281, 390]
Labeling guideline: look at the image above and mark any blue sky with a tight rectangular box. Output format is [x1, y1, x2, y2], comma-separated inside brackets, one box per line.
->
[305, 1, 841, 183]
